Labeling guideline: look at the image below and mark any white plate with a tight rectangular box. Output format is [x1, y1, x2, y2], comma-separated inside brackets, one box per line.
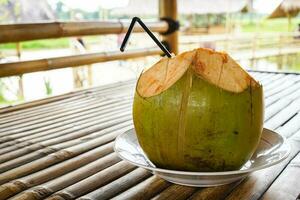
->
[114, 128, 290, 187]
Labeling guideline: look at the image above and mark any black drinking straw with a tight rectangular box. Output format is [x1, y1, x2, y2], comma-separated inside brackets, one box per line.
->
[120, 17, 172, 58]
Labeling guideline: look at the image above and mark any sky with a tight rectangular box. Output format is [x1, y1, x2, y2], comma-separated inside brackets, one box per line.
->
[49, 0, 129, 11]
[48, 0, 283, 14]
[253, 0, 282, 13]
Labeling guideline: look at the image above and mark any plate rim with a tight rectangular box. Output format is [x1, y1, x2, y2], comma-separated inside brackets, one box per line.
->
[114, 128, 290, 176]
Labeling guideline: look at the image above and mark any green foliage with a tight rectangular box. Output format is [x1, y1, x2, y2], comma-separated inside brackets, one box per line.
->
[43, 77, 52, 95]
[0, 36, 101, 50]
[0, 0, 21, 22]
[0, 81, 6, 103]
[0, 38, 70, 49]
[265, 54, 300, 72]
[240, 18, 300, 33]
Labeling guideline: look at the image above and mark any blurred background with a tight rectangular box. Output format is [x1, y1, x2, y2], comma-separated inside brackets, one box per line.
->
[0, 0, 299, 106]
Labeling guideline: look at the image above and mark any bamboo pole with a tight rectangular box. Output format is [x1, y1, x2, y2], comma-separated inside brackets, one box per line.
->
[159, 0, 179, 55]
[0, 21, 168, 44]
[0, 47, 161, 78]
[16, 43, 25, 99]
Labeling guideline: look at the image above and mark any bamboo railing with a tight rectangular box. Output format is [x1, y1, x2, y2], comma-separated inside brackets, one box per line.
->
[0, 21, 168, 44]
[0, 0, 179, 78]
[0, 47, 161, 78]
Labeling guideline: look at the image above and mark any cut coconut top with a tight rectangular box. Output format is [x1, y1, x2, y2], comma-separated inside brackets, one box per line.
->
[137, 48, 260, 98]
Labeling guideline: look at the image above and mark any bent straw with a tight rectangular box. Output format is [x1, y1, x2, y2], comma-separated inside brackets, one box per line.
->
[120, 17, 172, 58]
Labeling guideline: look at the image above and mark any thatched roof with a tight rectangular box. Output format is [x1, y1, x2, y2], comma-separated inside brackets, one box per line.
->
[268, 0, 300, 18]
[111, 0, 247, 16]
[0, 0, 55, 23]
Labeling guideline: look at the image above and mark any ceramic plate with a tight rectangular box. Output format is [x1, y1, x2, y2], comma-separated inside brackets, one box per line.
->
[114, 128, 290, 187]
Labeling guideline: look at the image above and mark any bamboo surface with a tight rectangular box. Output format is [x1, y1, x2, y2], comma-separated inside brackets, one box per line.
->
[0, 48, 161, 78]
[0, 71, 300, 200]
[0, 21, 168, 43]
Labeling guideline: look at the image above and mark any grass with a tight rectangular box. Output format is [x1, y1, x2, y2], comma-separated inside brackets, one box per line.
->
[239, 18, 300, 33]
[0, 36, 101, 50]
[0, 38, 70, 49]
[0, 99, 24, 108]
[265, 54, 300, 72]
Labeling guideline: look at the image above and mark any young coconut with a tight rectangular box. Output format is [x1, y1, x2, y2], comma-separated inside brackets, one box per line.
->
[133, 48, 264, 172]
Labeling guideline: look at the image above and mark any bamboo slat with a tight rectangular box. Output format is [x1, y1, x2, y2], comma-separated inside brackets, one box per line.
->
[261, 153, 300, 200]
[0, 95, 93, 118]
[265, 98, 300, 130]
[0, 98, 130, 133]
[276, 114, 300, 138]
[78, 168, 151, 200]
[0, 21, 168, 43]
[0, 123, 133, 172]
[111, 176, 171, 200]
[10, 154, 122, 200]
[0, 138, 116, 184]
[0, 101, 131, 140]
[263, 74, 295, 91]
[0, 80, 135, 115]
[224, 140, 300, 200]
[0, 119, 132, 156]
[265, 79, 296, 98]
[0, 120, 132, 164]
[189, 181, 242, 200]
[264, 88, 300, 122]
[0, 48, 161, 77]
[0, 107, 131, 147]
[0, 144, 118, 199]
[0, 98, 132, 132]
[0, 97, 97, 126]
[259, 74, 285, 87]
[46, 161, 136, 199]
[265, 81, 300, 107]
[151, 185, 197, 200]
[0, 83, 134, 125]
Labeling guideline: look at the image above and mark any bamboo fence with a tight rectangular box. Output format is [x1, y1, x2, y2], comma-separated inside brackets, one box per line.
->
[0, 5, 178, 78]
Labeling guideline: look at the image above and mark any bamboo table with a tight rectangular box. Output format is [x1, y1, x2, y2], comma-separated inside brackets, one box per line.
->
[0, 71, 299, 200]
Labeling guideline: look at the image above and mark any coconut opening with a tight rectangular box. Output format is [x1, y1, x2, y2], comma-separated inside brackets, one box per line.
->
[137, 48, 260, 97]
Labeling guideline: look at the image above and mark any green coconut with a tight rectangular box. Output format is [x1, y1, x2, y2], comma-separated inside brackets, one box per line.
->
[133, 48, 264, 172]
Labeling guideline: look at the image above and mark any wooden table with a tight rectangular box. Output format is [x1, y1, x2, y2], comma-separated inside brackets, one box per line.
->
[0, 71, 299, 200]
